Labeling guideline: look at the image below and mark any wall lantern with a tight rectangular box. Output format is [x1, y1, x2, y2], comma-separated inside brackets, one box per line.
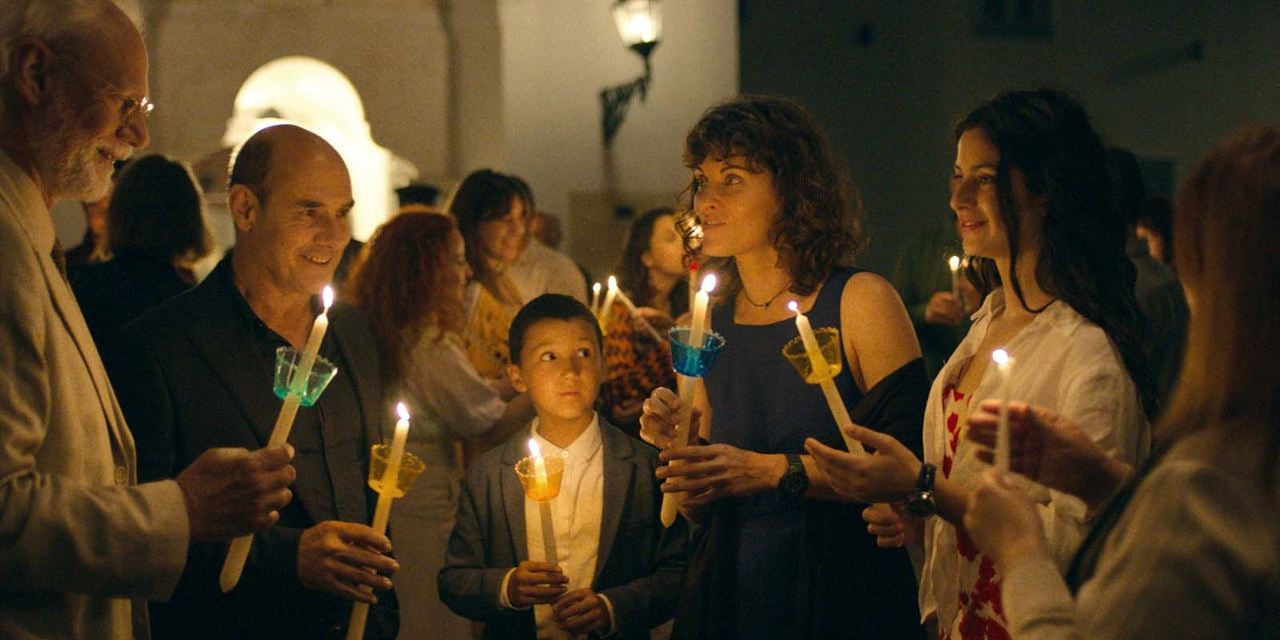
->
[600, 0, 661, 147]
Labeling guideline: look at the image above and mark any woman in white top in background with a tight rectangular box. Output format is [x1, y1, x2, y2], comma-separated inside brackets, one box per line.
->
[346, 212, 534, 640]
[806, 89, 1152, 639]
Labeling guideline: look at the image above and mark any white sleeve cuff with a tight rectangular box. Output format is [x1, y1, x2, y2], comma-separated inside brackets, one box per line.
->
[598, 592, 619, 637]
[498, 567, 528, 610]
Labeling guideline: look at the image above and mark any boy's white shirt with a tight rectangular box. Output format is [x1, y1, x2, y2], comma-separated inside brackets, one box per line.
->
[498, 414, 618, 638]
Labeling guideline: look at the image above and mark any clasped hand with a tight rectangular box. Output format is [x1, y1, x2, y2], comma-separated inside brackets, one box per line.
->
[297, 521, 398, 604]
[507, 561, 609, 634]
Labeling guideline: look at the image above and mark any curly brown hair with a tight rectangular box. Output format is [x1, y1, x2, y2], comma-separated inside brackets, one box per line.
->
[345, 212, 466, 384]
[679, 95, 865, 298]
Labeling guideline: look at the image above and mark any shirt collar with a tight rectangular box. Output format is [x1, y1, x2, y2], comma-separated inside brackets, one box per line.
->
[529, 413, 603, 462]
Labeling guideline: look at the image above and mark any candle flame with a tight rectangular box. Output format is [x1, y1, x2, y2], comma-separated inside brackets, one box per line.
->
[396, 402, 409, 421]
[787, 300, 800, 313]
[992, 348, 1010, 365]
[592, 282, 601, 294]
[949, 255, 961, 271]
[700, 273, 718, 293]
[608, 275, 618, 290]
[321, 285, 334, 311]
[527, 438, 542, 459]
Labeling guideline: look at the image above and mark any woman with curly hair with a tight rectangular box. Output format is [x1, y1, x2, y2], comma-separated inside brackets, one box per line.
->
[806, 90, 1150, 640]
[638, 95, 930, 638]
[345, 212, 533, 640]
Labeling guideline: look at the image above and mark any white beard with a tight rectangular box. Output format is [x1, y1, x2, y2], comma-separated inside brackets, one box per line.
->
[31, 94, 118, 203]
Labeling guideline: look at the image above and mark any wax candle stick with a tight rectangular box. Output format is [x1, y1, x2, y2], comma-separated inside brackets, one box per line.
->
[221, 285, 334, 593]
[992, 348, 1014, 473]
[613, 287, 666, 343]
[590, 282, 602, 316]
[949, 255, 962, 298]
[598, 276, 621, 333]
[788, 301, 865, 455]
[346, 403, 412, 640]
[661, 274, 717, 527]
[527, 439, 558, 563]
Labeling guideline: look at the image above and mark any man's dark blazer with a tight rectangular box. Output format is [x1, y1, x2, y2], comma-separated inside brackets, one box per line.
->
[438, 420, 687, 639]
[106, 258, 397, 640]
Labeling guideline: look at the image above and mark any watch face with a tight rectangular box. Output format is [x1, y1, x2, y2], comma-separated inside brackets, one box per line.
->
[780, 470, 806, 496]
[905, 490, 936, 518]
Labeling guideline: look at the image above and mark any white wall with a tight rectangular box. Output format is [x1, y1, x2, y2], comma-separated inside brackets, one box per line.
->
[498, 0, 738, 276]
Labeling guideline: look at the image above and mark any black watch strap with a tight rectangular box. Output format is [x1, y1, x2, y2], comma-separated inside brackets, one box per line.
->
[915, 463, 937, 492]
[777, 453, 809, 497]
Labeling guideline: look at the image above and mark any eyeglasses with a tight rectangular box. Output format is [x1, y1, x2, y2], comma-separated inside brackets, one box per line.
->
[49, 47, 155, 121]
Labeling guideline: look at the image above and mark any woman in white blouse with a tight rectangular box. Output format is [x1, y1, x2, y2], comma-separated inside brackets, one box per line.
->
[347, 212, 534, 640]
[962, 126, 1280, 639]
[805, 89, 1151, 639]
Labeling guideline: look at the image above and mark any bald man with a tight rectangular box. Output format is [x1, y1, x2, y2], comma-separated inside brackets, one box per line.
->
[108, 124, 399, 639]
[0, 2, 295, 638]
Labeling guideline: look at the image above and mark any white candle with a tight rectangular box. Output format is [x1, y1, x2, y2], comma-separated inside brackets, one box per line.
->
[346, 403, 411, 640]
[992, 348, 1014, 473]
[222, 284, 334, 593]
[661, 274, 717, 527]
[788, 301, 865, 455]
[949, 255, 962, 298]
[527, 439, 557, 565]
[598, 276, 621, 333]
[590, 282, 602, 316]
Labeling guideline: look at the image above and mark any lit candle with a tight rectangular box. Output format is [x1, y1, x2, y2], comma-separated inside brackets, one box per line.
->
[661, 273, 718, 527]
[346, 403, 411, 640]
[788, 301, 865, 455]
[221, 284, 334, 593]
[948, 255, 962, 298]
[527, 439, 557, 565]
[590, 282, 602, 316]
[687, 261, 699, 319]
[992, 348, 1015, 473]
[598, 275, 621, 333]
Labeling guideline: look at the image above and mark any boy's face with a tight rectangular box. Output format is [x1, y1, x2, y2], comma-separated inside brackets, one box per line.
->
[507, 317, 603, 425]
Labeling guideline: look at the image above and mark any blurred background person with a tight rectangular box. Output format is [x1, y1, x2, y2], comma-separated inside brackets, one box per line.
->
[600, 206, 688, 434]
[347, 211, 534, 640]
[71, 154, 213, 347]
[891, 217, 975, 379]
[1137, 194, 1175, 268]
[507, 174, 589, 303]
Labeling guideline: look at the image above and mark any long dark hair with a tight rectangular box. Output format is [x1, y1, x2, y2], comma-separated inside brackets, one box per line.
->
[679, 95, 864, 299]
[446, 169, 529, 302]
[615, 207, 690, 317]
[107, 154, 212, 264]
[956, 89, 1155, 417]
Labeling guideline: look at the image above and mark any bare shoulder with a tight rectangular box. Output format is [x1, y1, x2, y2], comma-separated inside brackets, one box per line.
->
[840, 271, 921, 389]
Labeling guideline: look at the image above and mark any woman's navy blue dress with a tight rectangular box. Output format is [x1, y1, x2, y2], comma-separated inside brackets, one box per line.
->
[674, 268, 927, 639]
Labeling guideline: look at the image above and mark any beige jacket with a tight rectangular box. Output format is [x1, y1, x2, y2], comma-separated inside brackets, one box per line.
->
[0, 151, 188, 639]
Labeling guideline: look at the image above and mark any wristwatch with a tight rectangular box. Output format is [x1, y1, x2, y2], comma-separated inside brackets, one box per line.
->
[904, 463, 937, 518]
[777, 454, 809, 497]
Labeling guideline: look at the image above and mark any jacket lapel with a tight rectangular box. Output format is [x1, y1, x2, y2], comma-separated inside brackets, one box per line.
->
[500, 437, 530, 562]
[594, 422, 635, 580]
[329, 309, 384, 452]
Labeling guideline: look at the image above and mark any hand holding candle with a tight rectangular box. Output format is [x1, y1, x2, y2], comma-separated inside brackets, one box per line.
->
[660, 273, 718, 527]
[346, 403, 423, 640]
[221, 284, 334, 593]
[785, 301, 865, 455]
[992, 349, 1015, 473]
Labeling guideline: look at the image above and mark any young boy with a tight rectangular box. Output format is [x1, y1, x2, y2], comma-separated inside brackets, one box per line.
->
[439, 294, 687, 639]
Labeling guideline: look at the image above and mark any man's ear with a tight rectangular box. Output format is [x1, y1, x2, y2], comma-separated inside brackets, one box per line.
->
[8, 40, 53, 107]
[506, 363, 528, 394]
[228, 184, 259, 232]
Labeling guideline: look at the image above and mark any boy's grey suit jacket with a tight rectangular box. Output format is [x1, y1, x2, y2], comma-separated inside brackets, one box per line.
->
[439, 420, 688, 639]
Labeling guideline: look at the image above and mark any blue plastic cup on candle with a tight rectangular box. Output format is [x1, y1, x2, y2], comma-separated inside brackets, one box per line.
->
[668, 327, 726, 378]
[273, 346, 339, 407]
